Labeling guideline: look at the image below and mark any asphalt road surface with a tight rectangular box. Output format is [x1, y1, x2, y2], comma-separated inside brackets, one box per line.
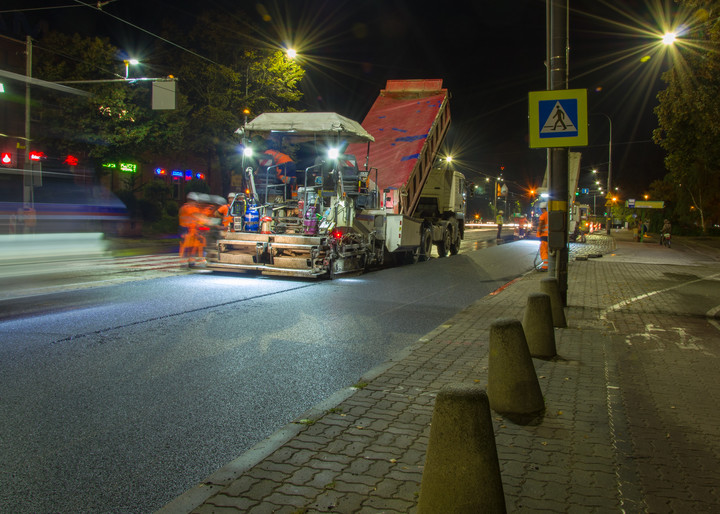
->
[0, 228, 535, 513]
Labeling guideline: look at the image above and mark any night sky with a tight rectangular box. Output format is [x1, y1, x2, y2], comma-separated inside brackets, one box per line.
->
[4, 0, 678, 200]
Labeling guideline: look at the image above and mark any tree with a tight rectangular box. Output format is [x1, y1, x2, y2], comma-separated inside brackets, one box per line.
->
[162, 10, 305, 195]
[653, 1, 720, 232]
[34, 31, 188, 167]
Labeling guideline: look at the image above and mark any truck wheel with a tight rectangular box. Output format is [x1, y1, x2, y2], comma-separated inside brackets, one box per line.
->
[449, 229, 461, 255]
[419, 227, 432, 262]
[404, 248, 420, 265]
[437, 228, 451, 258]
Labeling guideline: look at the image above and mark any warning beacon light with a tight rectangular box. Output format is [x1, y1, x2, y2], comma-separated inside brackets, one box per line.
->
[1, 152, 12, 166]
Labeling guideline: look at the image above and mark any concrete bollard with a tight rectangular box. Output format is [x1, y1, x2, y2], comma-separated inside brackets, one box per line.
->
[522, 292, 557, 358]
[487, 319, 545, 415]
[418, 384, 506, 514]
[540, 277, 567, 328]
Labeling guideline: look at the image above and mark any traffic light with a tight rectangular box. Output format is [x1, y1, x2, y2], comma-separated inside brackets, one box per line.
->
[1, 151, 13, 167]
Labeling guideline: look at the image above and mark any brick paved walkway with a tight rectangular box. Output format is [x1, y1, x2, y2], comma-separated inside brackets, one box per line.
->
[160, 232, 720, 513]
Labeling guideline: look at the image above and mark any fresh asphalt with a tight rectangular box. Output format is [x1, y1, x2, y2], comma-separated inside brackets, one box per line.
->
[0, 228, 533, 513]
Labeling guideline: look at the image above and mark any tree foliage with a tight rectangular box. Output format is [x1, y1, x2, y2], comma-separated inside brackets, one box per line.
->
[653, 0, 720, 232]
[33, 10, 305, 197]
[34, 31, 187, 164]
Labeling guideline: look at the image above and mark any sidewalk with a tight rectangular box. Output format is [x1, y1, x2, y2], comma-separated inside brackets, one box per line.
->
[161, 231, 720, 513]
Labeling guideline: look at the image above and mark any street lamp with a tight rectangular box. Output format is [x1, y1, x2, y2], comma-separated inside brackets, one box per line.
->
[592, 113, 613, 234]
[124, 58, 139, 79]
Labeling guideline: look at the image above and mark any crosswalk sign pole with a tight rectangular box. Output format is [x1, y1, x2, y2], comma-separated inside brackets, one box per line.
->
[548, 0, 569, 306]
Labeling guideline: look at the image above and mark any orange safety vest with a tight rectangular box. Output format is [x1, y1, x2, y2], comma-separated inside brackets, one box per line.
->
[537, 211, 549, 237]
[216, 203, 231, 227]
[264, 149, 293, 165]
[179, 202, 199, 228]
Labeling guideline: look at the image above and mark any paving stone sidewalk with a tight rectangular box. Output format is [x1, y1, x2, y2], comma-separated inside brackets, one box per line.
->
[161, 232, 720, 513]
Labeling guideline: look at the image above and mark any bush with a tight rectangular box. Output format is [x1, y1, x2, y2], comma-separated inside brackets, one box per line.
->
[138, 198, 162, 222]
[165, 200, 179, 218]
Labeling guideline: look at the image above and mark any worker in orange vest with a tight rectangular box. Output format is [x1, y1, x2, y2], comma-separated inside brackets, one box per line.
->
[179, 192, 209, 268]
[537, 202, 549, 271]
[214, 192, 235, 229]
[263, 148, 296, 185]
[261, 140, 297, 200]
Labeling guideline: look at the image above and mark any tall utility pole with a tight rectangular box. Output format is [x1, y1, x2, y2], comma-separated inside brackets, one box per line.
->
[24, 35, 33, 205]
[548, 0, 569, 304]
[604, 114, 613, 235]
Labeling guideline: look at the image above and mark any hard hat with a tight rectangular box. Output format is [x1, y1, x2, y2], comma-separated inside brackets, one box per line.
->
[187, 192, 200, 201]
[498, 210, 503, 214]
[539, 202, 547, 209]
[228, 192, 236, 198]
[209, 195, 225, 205]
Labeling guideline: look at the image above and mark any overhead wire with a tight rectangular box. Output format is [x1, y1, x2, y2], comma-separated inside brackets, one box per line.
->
[70, 0, 220, 66]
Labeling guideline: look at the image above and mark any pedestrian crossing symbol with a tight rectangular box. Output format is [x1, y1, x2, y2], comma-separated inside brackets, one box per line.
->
[528, 89, 588, 148]
[540, 101, 577, 136]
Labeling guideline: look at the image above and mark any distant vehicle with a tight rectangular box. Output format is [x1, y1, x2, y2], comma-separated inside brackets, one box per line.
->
[0, 168, 128, 235]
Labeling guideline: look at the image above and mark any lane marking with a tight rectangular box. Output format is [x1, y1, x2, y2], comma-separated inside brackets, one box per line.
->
[600, 271, 720, 320]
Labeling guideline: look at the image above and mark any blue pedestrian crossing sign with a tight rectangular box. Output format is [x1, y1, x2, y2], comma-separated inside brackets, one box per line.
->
[528, 89, 588, 148]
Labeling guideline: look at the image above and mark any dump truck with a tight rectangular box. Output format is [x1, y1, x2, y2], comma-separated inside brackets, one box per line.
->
[207, 79, 466, 278]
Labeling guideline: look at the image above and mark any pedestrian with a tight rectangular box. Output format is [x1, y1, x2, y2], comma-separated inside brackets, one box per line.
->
[496, 210, 504, 240]
[660, 218, 672, 245]
[536, 202, 549, 271]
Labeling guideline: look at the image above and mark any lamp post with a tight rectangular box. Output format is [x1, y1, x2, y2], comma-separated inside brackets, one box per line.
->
[124, 59, 139, 79]
[596, 113, 612, 234]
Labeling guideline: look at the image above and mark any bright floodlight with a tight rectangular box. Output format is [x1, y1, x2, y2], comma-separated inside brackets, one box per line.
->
[662, 32, 677, 45]
[287, 48, 297, 59]
[128, 58, 140, 65]
[243, 147, 253, 157]
[328, 148, 339, 160]
[445, 155, 453, 162]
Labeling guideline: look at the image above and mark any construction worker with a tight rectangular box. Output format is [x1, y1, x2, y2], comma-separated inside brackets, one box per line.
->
[537, 202, 549, 271]
[261, 140, 297, 199]
[179, 192, 209, 268]
[214, 192, 235, 229]
[496, 210, 504, 240]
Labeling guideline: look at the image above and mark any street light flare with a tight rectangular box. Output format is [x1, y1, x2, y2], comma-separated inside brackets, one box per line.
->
[662, 32, 677, 45]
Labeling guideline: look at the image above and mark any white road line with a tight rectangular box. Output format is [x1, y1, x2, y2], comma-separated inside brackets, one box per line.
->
[600, 271, 720, 320]
[707, 304, 720, 333]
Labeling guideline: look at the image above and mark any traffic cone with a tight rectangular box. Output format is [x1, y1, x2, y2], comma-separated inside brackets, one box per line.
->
[418, 384, 506, 513]
[487, 319, 545, 416]
[522, 293, 557, 358]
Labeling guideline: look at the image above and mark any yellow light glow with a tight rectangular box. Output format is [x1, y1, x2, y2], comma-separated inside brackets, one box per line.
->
[287, 48, 297, 59]
[662, 32, 677, 45]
